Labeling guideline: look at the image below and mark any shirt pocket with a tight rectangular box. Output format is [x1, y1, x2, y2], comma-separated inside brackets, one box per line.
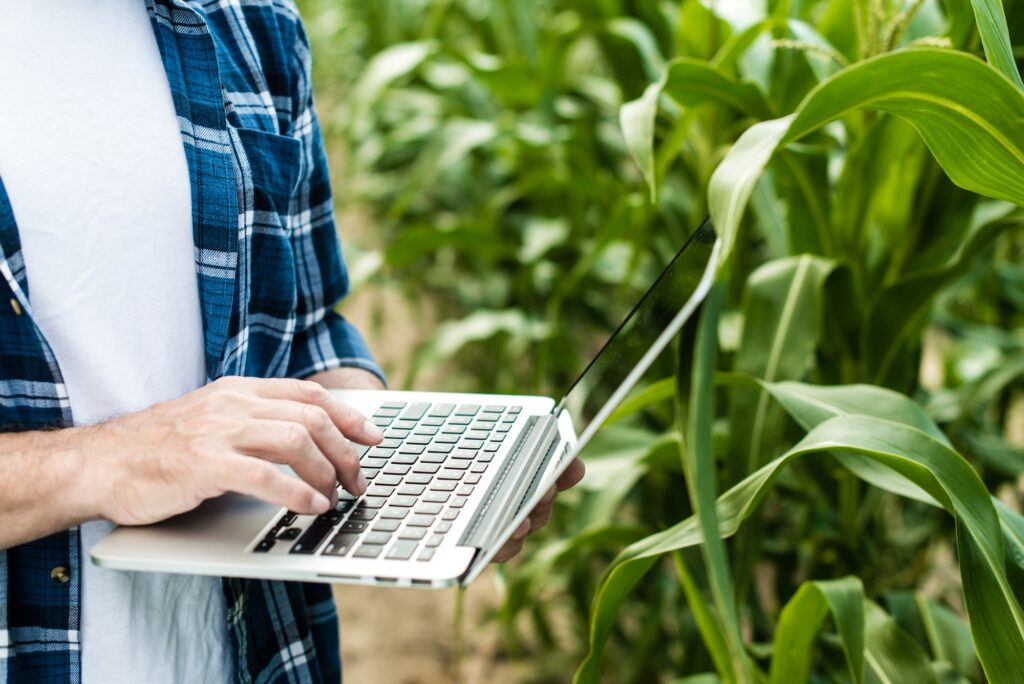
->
[231, 126, 302, 325]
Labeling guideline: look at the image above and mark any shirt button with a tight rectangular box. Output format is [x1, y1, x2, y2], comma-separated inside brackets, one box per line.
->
[50, 566, 71, 584]
[9, 298, 21, 316]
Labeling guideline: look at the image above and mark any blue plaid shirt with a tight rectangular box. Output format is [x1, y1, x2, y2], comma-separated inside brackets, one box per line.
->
[0, 1, 383, 681]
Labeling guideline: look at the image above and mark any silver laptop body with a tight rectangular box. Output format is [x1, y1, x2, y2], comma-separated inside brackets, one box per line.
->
[91, 222, 719, 589]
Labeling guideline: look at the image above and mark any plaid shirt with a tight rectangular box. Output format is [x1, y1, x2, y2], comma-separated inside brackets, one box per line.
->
[0, 1, 383, 681]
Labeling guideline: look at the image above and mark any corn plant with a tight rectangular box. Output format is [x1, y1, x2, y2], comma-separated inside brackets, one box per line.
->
[297, 0, 1024, 681]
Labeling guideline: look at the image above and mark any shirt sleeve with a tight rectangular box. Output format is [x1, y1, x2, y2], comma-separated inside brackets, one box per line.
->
[284, 22, 385, 385]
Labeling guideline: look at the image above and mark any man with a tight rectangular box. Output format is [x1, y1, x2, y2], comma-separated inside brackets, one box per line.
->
[0, 1, 584, 682]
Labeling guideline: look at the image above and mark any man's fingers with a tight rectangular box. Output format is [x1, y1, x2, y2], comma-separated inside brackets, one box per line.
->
[234, 420, 339, 502]
[529, 505, 553, 532]
[249, 400, 367, 496]
[492, 537, 525, 563]
[241, 378, 384, 445]
[556, 457, 585, 491]
[213, 454, 331, 516]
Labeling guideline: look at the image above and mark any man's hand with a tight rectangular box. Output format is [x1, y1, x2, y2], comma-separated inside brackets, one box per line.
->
[492, 456, 585, 563]
[84, 376, 384, 527]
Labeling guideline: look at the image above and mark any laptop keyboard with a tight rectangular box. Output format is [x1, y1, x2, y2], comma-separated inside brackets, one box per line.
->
[252, 401, 523, 563]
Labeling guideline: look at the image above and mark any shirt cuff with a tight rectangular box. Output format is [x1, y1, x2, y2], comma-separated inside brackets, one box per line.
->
[286, 311, 387, 386]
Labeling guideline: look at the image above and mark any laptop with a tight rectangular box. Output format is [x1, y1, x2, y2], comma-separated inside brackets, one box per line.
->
[91, 220, 719, 588]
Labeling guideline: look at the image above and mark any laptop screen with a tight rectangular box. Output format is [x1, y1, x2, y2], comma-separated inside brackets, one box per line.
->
[555, 219, 718, 452]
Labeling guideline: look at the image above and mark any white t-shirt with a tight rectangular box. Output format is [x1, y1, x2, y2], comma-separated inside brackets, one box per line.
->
[0, 1, 232, 682]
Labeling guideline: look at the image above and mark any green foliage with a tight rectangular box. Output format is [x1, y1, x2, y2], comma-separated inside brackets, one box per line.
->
[296, 0, 1024, 681]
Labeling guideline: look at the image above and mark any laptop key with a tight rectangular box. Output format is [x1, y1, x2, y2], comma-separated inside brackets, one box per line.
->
[413, 426, 438, 436]
[467, 431, 490, 441]
[424, 491, 450, 503]
[405, 473, 433, 485]
[425, 534, 444, 548]
[422, 416, 445, 427]
[398, 527, 427, 541]
[353, 544, 385, 559]
[427, 403, 455, 417]
[429, 481, 457, 492]
[434, 521, 452, 534]
[408, 435, 432, 445]
[398, 444, 425, 455]
[372, 519, 401, 532]
[437, 469, 464, 481]
[367, 485, 394, 498]
[349, 507, 377, 521]
[386, 539, 419, 560]
[464, 474, 482, 485]
[454, 404, 479, 416]
[320, 509, 344, 524]
[362, 457, 387, 469]
[380, 438, 402, 449]
[407, 515, 435, 527]
[449, 416, 472, 425]
[416, 503, 443, 515]
[361, 467, 380, 480]
[383, 464, 410, 475]
[418, 548, 436, 562]
[441, 425, 466, 434]
[364, 531, 393, 545]
[385, 428, 410, 439]
[374, 408, 400, 418]
[362, 497, 389, 509]
[450, 496, 469, 508]
[366, 447, 395, 459]
[457, 485, 475, 496]
[341, 520, 367, 533]
[279, 512, 297, 526]
[375, 473, 402, 486]
[290, 518, 335, 554]
[443, 460, 470, 471]
[420, 452, 447, 464]
[470, 462, 489, 473]
[391, 453, 418, 465]
[507, 406, 522, 414]
[401, 402, 431, 420]
[496, 424, 513, 433]
[412, 463, 440, 474]
[255, 539, 275, 552]
[488, 433, 507, 443]
[483, 404, 505, 413]
[398, 485, 426, 496]
[483, 444, 500, 453]
[435, 434, 460, 444]
[426, 443, 454, 454]
[381, 508, 409, 520]
[323, 532, 360, 556]
[451, 450, 476, 460]
[380, 401, 407, 410]
[460, 439, 484, 450]
[441, 509, 460, 521]
[471, 422, 496, 431]
[390, 495, 418, 508]
[372, 416, 393, 428]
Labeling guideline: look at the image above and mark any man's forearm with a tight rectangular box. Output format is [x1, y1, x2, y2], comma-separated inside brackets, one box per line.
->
[0, 427, 102, 549]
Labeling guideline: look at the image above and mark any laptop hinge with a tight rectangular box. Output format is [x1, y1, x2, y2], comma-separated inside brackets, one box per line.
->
[458, 414, 560, 549]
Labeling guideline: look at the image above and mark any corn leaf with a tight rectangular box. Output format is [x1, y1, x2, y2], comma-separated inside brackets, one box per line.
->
[966, 0, 1023, 89]
[769, 577, 865, 684]
[708, 48, 1024, 266]
[576, 415, 1024, 682]
[676, 284, 750, 682]
[620, 58, 774, 201]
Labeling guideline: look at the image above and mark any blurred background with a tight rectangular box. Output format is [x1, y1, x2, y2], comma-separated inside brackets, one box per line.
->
[293, 0, 1024, 682]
